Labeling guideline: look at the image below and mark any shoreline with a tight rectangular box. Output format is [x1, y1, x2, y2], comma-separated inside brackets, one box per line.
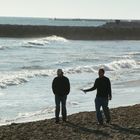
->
[0, 104, 140, 140]
[0, 21, 140, 40]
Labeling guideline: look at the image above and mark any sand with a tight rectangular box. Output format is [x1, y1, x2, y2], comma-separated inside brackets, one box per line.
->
[0, 104, 140, 140]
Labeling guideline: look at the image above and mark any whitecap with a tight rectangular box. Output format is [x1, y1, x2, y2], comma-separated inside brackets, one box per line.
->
[21, 65, 44, 70]
[64, 59, 137, 74]
[100, 59, 137, 71]
[43, 35, 68, 43]
[24, 36, 68, 49]
[28, 39, 48, 46]
[65, 66, 97, 74]
[0, 69, 54, 88]
[128, 52, 140, 56]
[0, 59, 138, 88]
[0, 92, 4, 96]
[0, 45, 6, 50]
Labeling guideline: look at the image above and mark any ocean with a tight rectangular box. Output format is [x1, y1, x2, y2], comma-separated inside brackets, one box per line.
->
[0, 16, 106, 26]
[0, 17, 140, 125]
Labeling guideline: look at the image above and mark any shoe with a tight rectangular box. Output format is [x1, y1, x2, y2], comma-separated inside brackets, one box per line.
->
[106, 120, 111, 124]
[97, 122, 103, 125]
[62, 119, 67, 123]
[55, 120, 59, 124]
[55, 119, 59, 124]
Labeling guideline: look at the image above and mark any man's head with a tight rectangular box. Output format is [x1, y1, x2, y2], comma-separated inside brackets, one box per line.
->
[98, 68, 105, 78]
[57, 69, 63, 77]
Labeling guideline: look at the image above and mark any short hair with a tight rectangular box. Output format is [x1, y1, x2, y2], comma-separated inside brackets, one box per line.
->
[99, 68, 105, 74]
[57, 69, 63, 73]
[57, 69, 63, 75]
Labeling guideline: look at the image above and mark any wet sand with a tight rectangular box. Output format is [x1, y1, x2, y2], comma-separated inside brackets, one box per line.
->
[0, 104, 140, 140]
[0, 21, 140, 40]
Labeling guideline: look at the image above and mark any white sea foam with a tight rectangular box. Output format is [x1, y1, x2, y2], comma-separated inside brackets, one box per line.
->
[16, 107, 55, 120]
[21, 65, 44, 70]
[26, 35, 68, 47]
[28, 39, 48, 46]
[0, 59, 138, 88]
[0, 69, 55, 88]
[65, 59, 138, 74]
[0, 66, 94, 88]
[100, 59, 137, 71]
[0, 92, 4, 96]
[0, 101, 80, 125]
[0, 45, 7, 50]
[43, 35, 68, 42]
[111, 55, 131, 59]
[0, 107, 55, 125]
[128, 52, 140, 56]
[65, 66, 97, 74]
[0, 46, 4, 50]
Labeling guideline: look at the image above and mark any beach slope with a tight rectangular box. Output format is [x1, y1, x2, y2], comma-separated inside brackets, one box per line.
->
[0, 104, 140, 140]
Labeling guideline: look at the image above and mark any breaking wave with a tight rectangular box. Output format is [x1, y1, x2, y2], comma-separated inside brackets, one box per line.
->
[0, 45, 9, 50]
[43, 35, 68, 42]
[66, 59, 137, 74]
[0, 46, 5, 50]
[0, 69, 55, 88]
[21, 65, 45, 70]
[26, 35, 68, 47]
[127, 52, 140, 56]
[100, 59, 137, 71]
[0, 59, 137, 88]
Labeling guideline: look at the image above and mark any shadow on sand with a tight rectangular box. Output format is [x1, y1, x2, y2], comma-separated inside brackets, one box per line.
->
[110, 124, 140, 136]
[65, 121, 110, 137]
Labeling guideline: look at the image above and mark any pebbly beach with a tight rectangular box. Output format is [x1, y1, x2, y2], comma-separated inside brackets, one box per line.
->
[0, 104, 140, 140]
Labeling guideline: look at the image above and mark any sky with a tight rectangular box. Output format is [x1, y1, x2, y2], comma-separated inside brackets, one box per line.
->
[0, 0, 140, 19]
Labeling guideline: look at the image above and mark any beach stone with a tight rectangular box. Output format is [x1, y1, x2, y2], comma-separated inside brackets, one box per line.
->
[0, 104, 140, 140]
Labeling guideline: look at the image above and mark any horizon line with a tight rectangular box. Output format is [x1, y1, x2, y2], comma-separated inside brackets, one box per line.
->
[0, 15, 140, 21]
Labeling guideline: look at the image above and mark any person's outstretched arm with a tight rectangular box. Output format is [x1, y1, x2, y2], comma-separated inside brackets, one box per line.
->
[82, 79, 97, 93]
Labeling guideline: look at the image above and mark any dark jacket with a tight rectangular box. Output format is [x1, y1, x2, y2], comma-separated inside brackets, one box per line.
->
[52, 76, 70, 96]
[85, 76, 112, 98]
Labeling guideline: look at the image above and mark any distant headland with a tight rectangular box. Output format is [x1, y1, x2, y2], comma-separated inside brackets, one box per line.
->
[0, 20, 140, 40]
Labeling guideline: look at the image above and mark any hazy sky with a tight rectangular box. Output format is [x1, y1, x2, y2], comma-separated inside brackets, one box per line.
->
[0, 0, 140, 19]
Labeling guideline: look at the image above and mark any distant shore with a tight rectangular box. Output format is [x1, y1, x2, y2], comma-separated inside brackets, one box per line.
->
[0, 104, 140, 140]
[0, 21, 140, 40]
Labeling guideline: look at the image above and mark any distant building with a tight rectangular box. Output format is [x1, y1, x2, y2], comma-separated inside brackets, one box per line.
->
[115, 20, 120, 25]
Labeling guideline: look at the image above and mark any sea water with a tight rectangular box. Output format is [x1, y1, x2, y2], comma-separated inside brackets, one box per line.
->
[0, 16, 106, 27]
[0, 18, 140, 125]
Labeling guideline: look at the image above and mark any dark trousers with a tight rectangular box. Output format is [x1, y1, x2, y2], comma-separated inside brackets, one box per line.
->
[55, 94, 67, 121]
[95, 97, 111, 124]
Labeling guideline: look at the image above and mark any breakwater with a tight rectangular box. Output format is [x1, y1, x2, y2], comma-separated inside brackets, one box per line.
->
[0, 22, 140, 40]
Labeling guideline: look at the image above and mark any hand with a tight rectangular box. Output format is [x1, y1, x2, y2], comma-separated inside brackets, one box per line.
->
[81, 89, 86, 94]
[108, 96, 112, 100]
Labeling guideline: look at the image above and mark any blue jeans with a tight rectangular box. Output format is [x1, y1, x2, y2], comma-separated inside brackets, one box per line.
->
[95, 97, 111, 124]
[55, 95, 67, 121]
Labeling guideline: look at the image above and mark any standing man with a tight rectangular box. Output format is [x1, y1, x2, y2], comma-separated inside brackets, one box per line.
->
[52, 69, 70, 123]
[82, 68, 112, 125]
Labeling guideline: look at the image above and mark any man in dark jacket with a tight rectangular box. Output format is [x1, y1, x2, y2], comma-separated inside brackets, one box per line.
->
[52, 69, 70, 123]
[82, 68, 112, 125]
